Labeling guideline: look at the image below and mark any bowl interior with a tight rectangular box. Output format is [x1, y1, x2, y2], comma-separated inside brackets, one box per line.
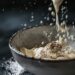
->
[10, 26, 57, 49]
[10, 25, 75, 52]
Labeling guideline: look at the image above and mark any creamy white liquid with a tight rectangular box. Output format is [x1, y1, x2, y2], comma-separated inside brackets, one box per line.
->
[52, 0, 63, 31]
[52, 0, 68, 45]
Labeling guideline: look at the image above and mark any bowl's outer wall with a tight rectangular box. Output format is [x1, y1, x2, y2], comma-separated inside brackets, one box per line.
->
[11, 49, 75, 75]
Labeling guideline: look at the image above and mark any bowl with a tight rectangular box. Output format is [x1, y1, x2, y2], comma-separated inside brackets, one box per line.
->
[9, 25, 75, 75]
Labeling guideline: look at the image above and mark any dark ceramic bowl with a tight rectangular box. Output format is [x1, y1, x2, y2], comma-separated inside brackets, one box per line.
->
[9, 25, 75, 75]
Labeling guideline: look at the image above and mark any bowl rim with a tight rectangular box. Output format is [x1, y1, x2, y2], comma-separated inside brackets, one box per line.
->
[9, 25, 75, 63]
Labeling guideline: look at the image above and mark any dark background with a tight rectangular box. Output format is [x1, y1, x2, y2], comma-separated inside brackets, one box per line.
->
[0, 0, 75, 59]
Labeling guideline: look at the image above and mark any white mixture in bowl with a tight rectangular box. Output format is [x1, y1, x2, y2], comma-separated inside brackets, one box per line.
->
[20, 40, 75, 60]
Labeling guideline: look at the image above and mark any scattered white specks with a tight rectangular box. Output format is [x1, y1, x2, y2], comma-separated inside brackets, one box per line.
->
[61, 6, 66, 11]
[61, 21, 66, 26]
[1, 58, 24, 75]
[47, 17, 50, 21]
[56, 33, 60, 37]
[30, 19, 34, 22]
[63, 34, 66, 38]
[73, 25, 75, 29]
[43, 31, 48, 36]
[50, 23, 53, 26]
[40, 20, 43, 24]
[41, 41, 45, 45]
[24, 23, 27, 27]
[31, 15, 34, 19]
[44, 16, 46, 20]
[30, 12, 34, 22]
[50, 32, 52, 35]
[70, 35, 75, 41]
[67, 31, 69, 37]
[72, 21, 74, 25]
[30, 15, 34, 22]
[65, 15, 68, 19]
[51, 11, 55, 17]
[52, 18, 55, 22]
[48, 7, 52, 11]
